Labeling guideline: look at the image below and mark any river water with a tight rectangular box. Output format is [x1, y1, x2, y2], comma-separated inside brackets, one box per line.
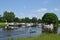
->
[0, 27, 42, 40]
[0, 27, 60, 40]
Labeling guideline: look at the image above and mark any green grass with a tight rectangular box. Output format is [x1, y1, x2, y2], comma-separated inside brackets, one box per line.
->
[0, 23, 6, 28]
[8, 33, 60, 40]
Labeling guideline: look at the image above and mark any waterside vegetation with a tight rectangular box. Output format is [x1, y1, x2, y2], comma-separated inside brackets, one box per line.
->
[8, 33, 60, 40]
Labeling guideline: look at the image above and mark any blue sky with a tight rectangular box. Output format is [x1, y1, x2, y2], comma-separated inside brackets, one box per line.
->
[0, 0, 60, 19]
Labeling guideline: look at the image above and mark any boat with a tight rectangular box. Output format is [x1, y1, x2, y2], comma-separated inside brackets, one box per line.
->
[29, 27, 36, 33]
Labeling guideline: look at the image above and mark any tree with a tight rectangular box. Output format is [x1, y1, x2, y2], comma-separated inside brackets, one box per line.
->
[20, 18, 25, 23]
[14, 17, 20, 23]
[58, 20, 60, 24]
[37, 19, 42, 23]
[31, 17, 37, 23]
[3, 11, 15, 22]
[42, 13, 58, 33]
[42, 13, 58, 25]
[24, 17, 30, 23]
[0, 15, 6, 22]
[0, 15, 2, 22]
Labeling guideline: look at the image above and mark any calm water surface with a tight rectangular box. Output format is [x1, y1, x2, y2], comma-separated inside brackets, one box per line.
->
[0, 27, 42, 40]
[0, 26, 60, 40]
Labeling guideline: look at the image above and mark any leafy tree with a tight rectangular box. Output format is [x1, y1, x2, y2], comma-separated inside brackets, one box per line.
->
[0, 17, 6, 22]
[37, 19, 42, 23]
[0, 15, 2, 22]
[31, 17, 37, 23]
[24, 17, 30, 23]
[42, 13, 58, 25]
[42, 13, 58, 33]
[3, 11, 15, 22]
[58, 20, 60, 24]
[14, 17, 20, 23]
[0, 15, 5, 22]
[20, 18, 25, 23]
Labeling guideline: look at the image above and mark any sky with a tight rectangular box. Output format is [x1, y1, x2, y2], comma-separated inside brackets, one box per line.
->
[0, 0, 60, 19]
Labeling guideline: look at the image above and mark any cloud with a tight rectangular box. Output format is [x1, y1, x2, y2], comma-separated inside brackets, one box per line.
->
[36, 8, 48, 13]
[35, 8, 60, 19]
[16, 8, 60, 19]
[54, 8, 60, 11]
[16, 12, 26, 18]
[42, 0, 52, 5]
[34, 8, 48, 19]
[30, 8, 60, 19]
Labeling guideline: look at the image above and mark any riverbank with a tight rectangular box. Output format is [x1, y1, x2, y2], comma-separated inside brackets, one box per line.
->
[8, 33, 60, 40]
[0, 23, 6, 28]
[0, 22, 60, 28]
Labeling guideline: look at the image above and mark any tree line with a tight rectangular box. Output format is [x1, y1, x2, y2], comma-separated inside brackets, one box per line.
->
[0, 11, 60, 24]
[0, 11, 42, 23]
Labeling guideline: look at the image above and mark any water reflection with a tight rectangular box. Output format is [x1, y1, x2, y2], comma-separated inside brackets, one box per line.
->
[0, 27, 60, 40]
[0, 27, 42, 40]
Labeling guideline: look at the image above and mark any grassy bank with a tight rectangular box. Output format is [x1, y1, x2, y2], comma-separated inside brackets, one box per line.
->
[8, 33, 60, 40]
[0, 23, 6, 28]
